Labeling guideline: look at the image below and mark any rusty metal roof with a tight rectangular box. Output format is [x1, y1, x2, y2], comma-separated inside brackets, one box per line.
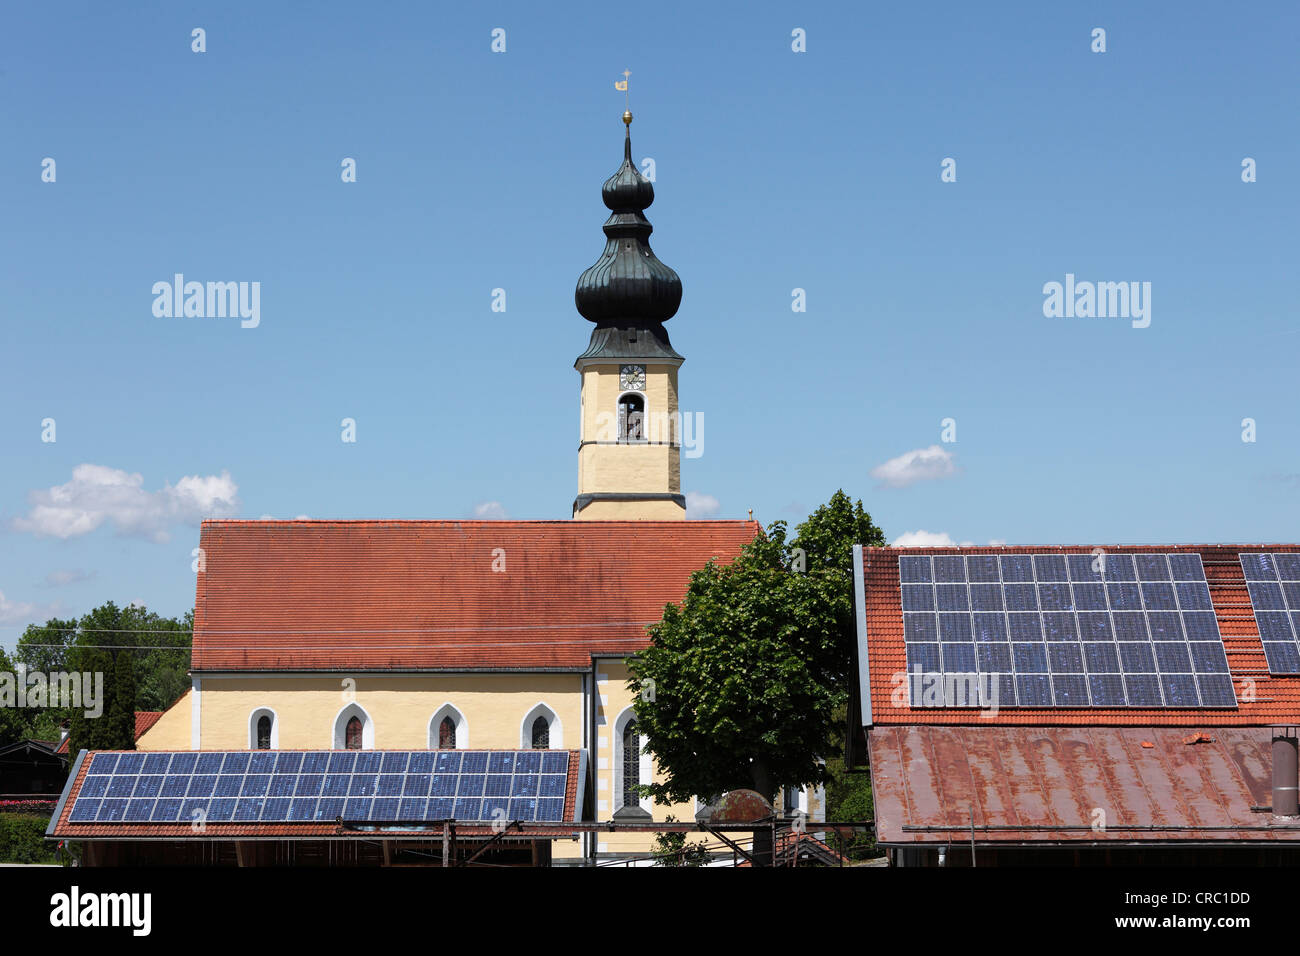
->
[868, 725, 1300, 845]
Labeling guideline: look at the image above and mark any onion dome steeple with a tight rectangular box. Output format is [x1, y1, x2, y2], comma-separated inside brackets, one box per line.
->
[574, 112, 683, 363]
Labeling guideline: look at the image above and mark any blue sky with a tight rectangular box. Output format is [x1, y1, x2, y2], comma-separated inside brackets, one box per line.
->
[2, 1, 1297, 647]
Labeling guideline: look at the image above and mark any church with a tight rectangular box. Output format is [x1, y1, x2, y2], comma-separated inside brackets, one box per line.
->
[46, 111, 826, 866]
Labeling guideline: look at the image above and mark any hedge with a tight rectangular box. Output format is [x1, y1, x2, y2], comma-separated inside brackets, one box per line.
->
[0, 814, 59, 864]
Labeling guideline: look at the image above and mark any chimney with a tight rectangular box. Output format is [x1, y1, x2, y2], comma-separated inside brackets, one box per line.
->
[58, 721, 70, 744]
[1272, 726, 1298, 816]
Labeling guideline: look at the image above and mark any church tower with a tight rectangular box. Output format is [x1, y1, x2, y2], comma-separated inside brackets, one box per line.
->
[573, 112, 686, 520]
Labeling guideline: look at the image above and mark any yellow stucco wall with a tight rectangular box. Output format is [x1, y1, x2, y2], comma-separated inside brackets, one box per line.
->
[578, 364, 678, 443]
[574, 498, 684, 520]
[137, 666, 726, 861]
[575, 363, 683, 521]
[135, 689, 192, 751]
[179, 673, 584, 751]
[593, 658, 699, 857]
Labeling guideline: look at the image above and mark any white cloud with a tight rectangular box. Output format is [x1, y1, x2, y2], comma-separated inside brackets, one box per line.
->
[11, 463, 240, 543]
[0, 591, 61, 627]
[892, 530, 968, 548]
[685, 491, 720, 519]
[869, 445, 957, 489]
[41, 568, 95, 588]
[473, 501, 508, 520]
[892, 530, 1005, 548]
[257, 514, 311, 521]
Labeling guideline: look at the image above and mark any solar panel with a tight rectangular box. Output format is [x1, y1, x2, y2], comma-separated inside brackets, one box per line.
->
[900, 552, 1236, 708]
[67, 750, 574, 826]
[1239, 553, 1300, 674]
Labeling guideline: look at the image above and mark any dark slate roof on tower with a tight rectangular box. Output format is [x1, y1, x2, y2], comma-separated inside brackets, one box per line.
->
[574, 113, 683, 329]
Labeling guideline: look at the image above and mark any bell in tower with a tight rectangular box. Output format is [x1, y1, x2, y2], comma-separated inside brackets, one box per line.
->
[572, 111, 687, 521]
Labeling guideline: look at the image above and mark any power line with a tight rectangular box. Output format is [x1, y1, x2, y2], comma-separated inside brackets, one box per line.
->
[19, 621, 658, 634]
[21, 636, 655, 652]
[19, 627, 191, 634]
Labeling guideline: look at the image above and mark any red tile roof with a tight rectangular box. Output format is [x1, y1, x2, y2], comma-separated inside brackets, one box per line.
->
[48, 749, 583, 840]
[737, 830, 848, 866]
[192, 520, 759, 672]
[54, 712, 165, 755]
[859, 544, 1300, 725]
[869, 725, 1296, 844]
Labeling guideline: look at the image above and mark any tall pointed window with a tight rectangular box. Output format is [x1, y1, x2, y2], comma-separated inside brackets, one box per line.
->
[345, 716, 363, 750]
[531, 715, 550, 750]
[621, 719, 640, 809]
[618, 394, 645, 442]
[256, 715, 272, 750]
[439, 716, 457, 749]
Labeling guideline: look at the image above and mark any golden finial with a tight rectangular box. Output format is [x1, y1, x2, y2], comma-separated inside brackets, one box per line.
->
[623, 109, 633, 126]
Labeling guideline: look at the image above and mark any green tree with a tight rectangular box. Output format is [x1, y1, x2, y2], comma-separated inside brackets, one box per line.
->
[11, 618, 80, 745]
[628, 491, 884, 865]
[130, 607, 192, 712]
[15, 617, 78, 675]
[793, 490, 887, 576]
[30, 602, 194, 755]
[0, 648, 33, 747]
[109, 644, 136, 749]
[66, 638, 111, 755]
[67, 603, 128, 755]
[822, 705, 879, 859]
[651, 816, 710, 867]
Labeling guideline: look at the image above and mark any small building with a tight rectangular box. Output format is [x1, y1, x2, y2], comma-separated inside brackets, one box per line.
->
[0, 739, 68, 799]
[851, 543, 1300, 865]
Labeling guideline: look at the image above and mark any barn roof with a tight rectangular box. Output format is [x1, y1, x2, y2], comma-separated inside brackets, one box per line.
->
[47, 748, 584, 841]
[855, 544, 1300, 726]
[868, 725, 1298, 845]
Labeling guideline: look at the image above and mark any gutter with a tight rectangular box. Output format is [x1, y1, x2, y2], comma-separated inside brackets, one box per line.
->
[851, 544, 872, 727]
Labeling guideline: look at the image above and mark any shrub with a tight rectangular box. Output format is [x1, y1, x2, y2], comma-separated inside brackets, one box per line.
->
[0, 814, 59, 864]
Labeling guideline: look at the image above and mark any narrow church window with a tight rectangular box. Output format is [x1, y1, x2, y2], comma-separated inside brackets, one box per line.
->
[346, 716, 363, 750]
[617, 394, 645, 442]
[439, 716, 457, 749]
[531, 715, 550, 750]
[256, 715, 272, 750]
[622, 719, 640, 809]
[782, 784, 799, 817]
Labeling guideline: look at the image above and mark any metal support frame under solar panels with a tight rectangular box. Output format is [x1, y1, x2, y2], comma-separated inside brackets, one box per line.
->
[898, 552, 1237, 708]
[67, 750, 572, 827]
[1239, 553, 1300, 674]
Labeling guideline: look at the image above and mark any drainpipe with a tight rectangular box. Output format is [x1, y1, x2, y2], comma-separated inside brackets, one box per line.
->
[1272, 726, 1298, 816]
[589, 657, 599, 864]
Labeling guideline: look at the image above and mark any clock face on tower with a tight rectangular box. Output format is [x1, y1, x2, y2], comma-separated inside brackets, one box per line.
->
[619, 365, 646, 391]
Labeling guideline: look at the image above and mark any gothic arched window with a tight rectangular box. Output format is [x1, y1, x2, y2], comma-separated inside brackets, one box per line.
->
[531, 715, 550, 750]
[439, 716, 457, 749]
[618, 393, 645, 442]
[621, 719, 640, 809]
[345, 716, 363, 750]
[782, 784, 800, 818]
[256, 715, 272, 750]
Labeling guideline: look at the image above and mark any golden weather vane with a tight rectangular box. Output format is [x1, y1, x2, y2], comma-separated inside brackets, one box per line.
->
[615, 69, 631, 121]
